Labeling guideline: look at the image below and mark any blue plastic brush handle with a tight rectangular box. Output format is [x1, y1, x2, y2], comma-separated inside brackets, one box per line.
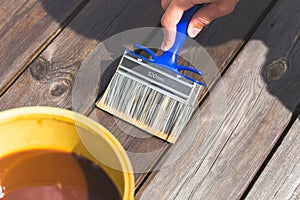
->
[130, 4, 205, 86]
[166, 4, 204, 58]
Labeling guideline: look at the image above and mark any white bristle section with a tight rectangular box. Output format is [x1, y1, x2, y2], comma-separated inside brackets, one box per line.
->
[97, 72, 197, 143]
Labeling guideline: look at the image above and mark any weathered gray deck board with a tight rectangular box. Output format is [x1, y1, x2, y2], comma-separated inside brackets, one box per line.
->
[90, 0, 277, 187]
[0, 0, 24, 29]
[246, 116, 300, 200]
[0, 0, 163, 112]
[0, 0, 87, 95]
[0, 0, 277, 112]
[0, 0, 165, 184]
[88, 110, 168, 186]
[0, 0, 279, 190]
[136, 0, 300, 199]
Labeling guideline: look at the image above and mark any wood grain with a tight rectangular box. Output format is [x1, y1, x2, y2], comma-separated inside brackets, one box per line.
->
[89, 110, 168, 186]
[90, 0, 278, 183]
[246, 116, 300, 200]
[0, 0, 163, 112]
[0, 0, 279, 189]
[0, 0, 276, 112]
[0, 0, 165, 185]
[198, 0, 277, 75]
[84, 0, 280, 186]
[136, 0, 300, 199]
[0, 0, 87, 95]
[0, 0, 24, 30]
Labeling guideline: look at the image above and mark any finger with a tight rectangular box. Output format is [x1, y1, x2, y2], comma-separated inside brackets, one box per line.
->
[161, 27, 176, 51]
[187, 2, 237, 38]
[161, 1, 194, 50]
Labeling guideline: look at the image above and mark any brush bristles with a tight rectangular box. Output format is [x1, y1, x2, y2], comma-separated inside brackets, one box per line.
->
[96, 72, 197, 143]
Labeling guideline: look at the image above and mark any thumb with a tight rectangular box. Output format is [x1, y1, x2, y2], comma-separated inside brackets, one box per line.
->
[188, 3, 236, 38]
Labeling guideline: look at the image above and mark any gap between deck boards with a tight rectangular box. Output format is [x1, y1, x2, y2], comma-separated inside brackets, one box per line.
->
[1, 0, 296, 197]
[241, 102, 300, 199]
[71, 0, 287, 192]
[134, 0, 282, 194]
[0, 0, 89, 97]
[135, 0, 300, 198]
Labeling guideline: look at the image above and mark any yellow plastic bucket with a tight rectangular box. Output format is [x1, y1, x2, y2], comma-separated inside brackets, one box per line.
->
[0, 106, 134, 200]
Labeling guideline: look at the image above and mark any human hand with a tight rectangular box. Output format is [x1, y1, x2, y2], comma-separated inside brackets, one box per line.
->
[160, 0, 239, 50]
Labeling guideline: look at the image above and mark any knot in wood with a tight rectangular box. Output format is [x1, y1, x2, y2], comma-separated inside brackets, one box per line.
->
[30, 57, 48, 81]
[49, 80, 71, 97]
[263, 58, 287, 82]
[40, 77, 72, 107]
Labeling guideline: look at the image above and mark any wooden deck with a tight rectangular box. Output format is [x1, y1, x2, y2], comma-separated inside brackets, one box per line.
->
[0, 0, 299, 199]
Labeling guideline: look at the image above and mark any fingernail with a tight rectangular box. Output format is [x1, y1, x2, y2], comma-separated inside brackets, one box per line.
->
[188, 27, 202, 38]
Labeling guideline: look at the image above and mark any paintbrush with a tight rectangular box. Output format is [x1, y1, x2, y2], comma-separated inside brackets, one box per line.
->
[96, 5, 205, 143]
